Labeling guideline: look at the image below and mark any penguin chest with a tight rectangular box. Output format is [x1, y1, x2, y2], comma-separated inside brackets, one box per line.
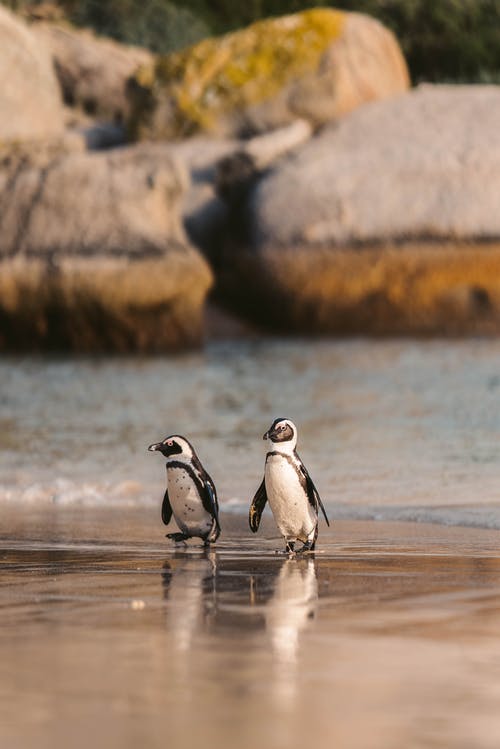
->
[265, 455, 316, 540]
[167, 466, 212, 535]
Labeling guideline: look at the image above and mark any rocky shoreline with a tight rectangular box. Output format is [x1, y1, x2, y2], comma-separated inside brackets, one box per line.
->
[1, 4, 499, 350]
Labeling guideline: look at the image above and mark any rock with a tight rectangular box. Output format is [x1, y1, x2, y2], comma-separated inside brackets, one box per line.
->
[0, 144, 212, 352]
[128, 8, 409, 140]
[151, 136, 240, 257]
[217, 85, 500, 335]
[169, 125, 313, 257]
[0, 5, 64, 142]
[249, 85, 500, 247]
[60, 107, 127, 150]
[238, 118, 313, 170]
[78, 122, 127, 150]
[32, 21, 153, 122]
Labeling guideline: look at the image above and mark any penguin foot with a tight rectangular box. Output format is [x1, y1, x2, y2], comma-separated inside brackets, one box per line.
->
[297, 540, 316, 554]
[166, 532, 190, 544]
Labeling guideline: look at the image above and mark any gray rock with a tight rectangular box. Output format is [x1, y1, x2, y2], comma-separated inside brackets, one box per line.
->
[167, 137, 241, 258]
[32, 21, 153, 122]
[218, 85, 500, 335]
[79, 122, 127, 150]
[165, 127, 313, 257]
[0, 5, 64, 142]
[0, 143, 212, 351]
[253, 85, 500, 249]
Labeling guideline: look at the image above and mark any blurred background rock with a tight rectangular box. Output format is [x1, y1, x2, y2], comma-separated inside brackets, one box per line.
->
[0, 0, 499, 350]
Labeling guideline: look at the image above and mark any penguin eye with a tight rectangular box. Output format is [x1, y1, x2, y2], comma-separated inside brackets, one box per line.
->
[280, 424, 286, 430]
[166, 440, 173, 446]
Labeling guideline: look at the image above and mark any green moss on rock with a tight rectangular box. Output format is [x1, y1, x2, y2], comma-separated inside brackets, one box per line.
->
[129, 8, 345, 139]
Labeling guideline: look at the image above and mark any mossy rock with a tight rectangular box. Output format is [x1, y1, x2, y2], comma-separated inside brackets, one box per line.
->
[128, 8, 409, 139]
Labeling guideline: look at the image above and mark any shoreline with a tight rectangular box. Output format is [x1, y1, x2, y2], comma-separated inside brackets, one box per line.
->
[2, 505, 500, 553]
[3, 497, 500, 533]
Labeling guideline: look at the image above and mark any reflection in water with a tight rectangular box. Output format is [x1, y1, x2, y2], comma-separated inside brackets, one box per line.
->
[160, 551, 318, 718]
[265, 558, 318, 707]
[266, 558, 318, 662]
[161, 551, 217, 653]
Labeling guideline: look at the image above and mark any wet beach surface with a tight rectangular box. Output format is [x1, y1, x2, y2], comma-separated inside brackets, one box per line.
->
[2, 508, 500, 749]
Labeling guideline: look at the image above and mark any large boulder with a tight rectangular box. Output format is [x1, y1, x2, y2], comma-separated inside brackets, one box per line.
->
[217, 85, 500, 335]
[0, 5, 64, 142]
[0, 143, 212, 352]
[32, 21, 153, 123]
[128, 8, 409, 140]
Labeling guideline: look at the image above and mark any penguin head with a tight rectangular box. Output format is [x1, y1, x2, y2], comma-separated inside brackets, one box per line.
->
[263, 418, 297, 450]
[148, 435, 193, 460]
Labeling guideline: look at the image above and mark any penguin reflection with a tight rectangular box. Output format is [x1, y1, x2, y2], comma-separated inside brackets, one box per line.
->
[265, 557, 318, 705]
[161, 551, 217, 653]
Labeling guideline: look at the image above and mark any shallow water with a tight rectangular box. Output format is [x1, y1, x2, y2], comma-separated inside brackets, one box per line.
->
[2, 510, 500, 749]
[1, 339, 500, 528]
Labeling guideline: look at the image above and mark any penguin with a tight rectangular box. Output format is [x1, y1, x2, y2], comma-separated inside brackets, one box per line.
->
[148, 435, 220, 545]
[249, 418, 329, 553]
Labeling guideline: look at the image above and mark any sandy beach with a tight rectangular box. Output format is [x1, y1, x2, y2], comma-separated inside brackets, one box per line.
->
[2, 506, 500, 749]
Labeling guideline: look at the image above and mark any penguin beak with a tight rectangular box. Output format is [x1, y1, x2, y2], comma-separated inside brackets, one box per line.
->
[262, 430, 269, 440]
[148, 442, 161, 452]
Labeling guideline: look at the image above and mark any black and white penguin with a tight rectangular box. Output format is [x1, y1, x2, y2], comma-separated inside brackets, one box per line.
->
[148, 435, 220, 544]
[249, 418, 329, 553]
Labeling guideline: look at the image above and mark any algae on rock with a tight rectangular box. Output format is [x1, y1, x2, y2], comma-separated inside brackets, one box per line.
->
[128, 8, 409, 139]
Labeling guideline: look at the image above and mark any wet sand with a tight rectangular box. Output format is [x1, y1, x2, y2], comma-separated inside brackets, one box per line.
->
[2, 507, 500, 749]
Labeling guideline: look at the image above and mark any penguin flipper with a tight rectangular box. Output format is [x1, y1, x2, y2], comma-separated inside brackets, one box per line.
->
[249, 478, 268, 532]
[203, 475, 221, 533]
[191, 455, 220, 533]
[161, 488, 173, 525]
[303, 468, 330, 527]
